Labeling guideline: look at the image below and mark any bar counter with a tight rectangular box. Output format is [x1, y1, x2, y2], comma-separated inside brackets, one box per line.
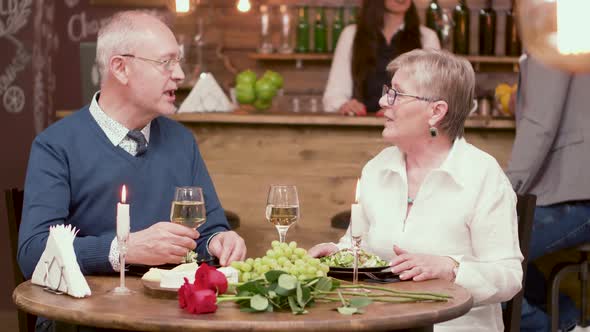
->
[56, 111, 515, 256]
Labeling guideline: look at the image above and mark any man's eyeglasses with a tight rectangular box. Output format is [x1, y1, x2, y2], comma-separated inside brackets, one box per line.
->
[382, 85, 438, 106]
[120, 54, 183, 72]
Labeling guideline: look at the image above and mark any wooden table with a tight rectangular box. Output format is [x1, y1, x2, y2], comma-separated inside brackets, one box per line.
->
[13, 276, 473, 332]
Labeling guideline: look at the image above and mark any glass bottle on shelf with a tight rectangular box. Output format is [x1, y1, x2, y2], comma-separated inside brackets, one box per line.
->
[478, 0, 496, 55]
[331, 7, 344, 52]
[504, 0, 521, 56]
[314, 7, 327, 53]
[278, 5, 294, 54]
[452, 0, 470, 55]
[296, 6, 310, 53]
[426, 0, 443, 43]
[258, 5, 273, 54]
[346, 6, 357, 26]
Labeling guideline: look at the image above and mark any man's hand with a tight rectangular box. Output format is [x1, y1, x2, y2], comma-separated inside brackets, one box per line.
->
[126, 222, 199, 266]
[389, 245, 456, 282]
[308, 243, 339, 258]
[208, 231, 246, 266]
[338, 99, 367, 116]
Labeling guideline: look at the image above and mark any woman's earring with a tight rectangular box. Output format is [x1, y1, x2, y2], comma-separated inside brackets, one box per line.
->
[429, 127, 438, 137]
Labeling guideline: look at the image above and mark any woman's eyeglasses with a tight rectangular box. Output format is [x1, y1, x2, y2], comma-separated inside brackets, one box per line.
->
[381, 85, 438, 106]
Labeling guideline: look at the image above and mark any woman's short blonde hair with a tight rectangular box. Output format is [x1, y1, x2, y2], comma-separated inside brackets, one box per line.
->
[386, 49, 475, 141]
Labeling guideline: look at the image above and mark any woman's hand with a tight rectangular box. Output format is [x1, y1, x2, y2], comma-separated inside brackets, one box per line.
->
[390, 246, 456, 282]
[338, 99, 367, 116]
[308, 243, 339, 258]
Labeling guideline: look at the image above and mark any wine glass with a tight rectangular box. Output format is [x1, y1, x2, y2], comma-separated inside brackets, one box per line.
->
[170, 187, 206, 262]
[265, 185, 299, 243]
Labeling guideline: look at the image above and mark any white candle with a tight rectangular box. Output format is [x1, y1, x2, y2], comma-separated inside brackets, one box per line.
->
[116, 185, 130, 239]
[351, 179, 364, 237]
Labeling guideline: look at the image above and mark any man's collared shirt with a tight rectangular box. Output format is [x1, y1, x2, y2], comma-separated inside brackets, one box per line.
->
[88, 92, 151, 156]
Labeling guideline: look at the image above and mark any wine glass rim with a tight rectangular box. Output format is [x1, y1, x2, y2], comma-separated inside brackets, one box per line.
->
[175, 186, 203, 190]
[269, 184, 297, 187]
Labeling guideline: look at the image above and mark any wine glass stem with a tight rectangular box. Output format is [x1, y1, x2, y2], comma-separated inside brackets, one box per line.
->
[276, 225, 290, 243]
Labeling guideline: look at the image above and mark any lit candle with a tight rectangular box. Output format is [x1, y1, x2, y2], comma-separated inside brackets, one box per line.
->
[116, 185, 130, 239]
[350, 179, 364, 237]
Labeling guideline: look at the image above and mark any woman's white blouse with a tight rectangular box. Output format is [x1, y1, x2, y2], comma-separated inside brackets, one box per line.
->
[335, 138, 523, 332]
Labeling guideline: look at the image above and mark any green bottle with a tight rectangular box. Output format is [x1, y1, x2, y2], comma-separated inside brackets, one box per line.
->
[452, 0, 470, 55]
[505, 0, 521, 56]
[426, 0, 443, 43]
[296, 6, 310, 53]
[314, 7, 327, 53]
[478, 0, 496, 55]
[331, 7, 344, 51]
[346, 6, 357, 26]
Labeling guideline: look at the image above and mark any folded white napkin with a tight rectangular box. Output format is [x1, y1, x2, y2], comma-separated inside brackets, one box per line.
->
[158, 265, 239, 289]
[31, 224, 91, 298]
[178, 72, 235, 113]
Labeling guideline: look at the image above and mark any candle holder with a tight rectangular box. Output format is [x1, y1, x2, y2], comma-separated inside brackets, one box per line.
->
[349, 233, 370, 293]
[111, 232, 133, 295]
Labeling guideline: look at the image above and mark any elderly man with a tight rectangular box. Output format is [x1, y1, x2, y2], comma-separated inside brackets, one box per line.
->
[18, 10, 246, 286]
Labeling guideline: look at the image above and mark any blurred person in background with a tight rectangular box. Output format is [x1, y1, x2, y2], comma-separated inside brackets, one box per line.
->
[323, 0, 440, 116]
[311, 49, 522, 331]
[506, 54, 590, 332]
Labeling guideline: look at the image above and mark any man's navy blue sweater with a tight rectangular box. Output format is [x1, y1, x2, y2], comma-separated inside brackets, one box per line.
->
[18, 107, 229, 278]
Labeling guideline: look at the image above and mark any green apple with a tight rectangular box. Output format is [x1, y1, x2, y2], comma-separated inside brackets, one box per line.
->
[253, 98, 272, 111]
[236, 70, 257, 86]
[235, 82, 256, 104]
[255, 78, 277, 102]
[263, 70, 284, 90]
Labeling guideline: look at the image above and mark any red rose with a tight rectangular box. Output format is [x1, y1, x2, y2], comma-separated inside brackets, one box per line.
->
[186, 289, 218, 314]
[194, 263, 228, 294]
[178, 277, 198, 309]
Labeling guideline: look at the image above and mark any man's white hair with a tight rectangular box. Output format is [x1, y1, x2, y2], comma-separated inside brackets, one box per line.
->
[96, 11, 164, 81]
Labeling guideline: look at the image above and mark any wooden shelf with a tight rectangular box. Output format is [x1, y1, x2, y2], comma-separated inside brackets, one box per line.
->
[463, 55, 520, 64]
[248, 53, 333, 61]
[249, 52, 520, 70]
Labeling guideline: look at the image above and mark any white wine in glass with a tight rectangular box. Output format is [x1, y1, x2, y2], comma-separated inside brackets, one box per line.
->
[170, 200, 206, 229]
[266, 185, 299, 243]
[170, 187, 206, 262]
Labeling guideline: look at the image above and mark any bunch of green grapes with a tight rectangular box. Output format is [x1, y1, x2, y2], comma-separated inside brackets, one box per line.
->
[231, 240, 330, 282]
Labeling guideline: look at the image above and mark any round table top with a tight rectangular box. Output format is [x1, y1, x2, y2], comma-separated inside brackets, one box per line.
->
[13, 276, 472, 332]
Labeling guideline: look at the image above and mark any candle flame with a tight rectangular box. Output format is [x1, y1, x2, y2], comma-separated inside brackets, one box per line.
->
[354, 179, 360, 203]
[121, 185, 127, 204]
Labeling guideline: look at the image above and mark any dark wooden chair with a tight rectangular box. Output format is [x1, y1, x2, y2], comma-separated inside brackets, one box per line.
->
[503, 194, 537, 332]
[4, 188, 36, 332]
[547, 243, 590, 331]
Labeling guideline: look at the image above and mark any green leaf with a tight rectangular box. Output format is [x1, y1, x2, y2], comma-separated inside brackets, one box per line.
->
[240, 307, 258, 313]
[278, 274, 298, 290]
[250, 294, 269, 311]
[296, 283, 304, 307]
[237, 280, 267, 295]
[314, 277, 334, 292]
[265, 270, 287, 283]
[274, 286, 293, 296]
[288, 296, 305, 314]
[349, 297, 373, 308]
[337, 306, 360, 315]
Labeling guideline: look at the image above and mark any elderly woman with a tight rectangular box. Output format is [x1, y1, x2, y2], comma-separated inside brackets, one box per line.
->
[310, 49, 523, 332]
